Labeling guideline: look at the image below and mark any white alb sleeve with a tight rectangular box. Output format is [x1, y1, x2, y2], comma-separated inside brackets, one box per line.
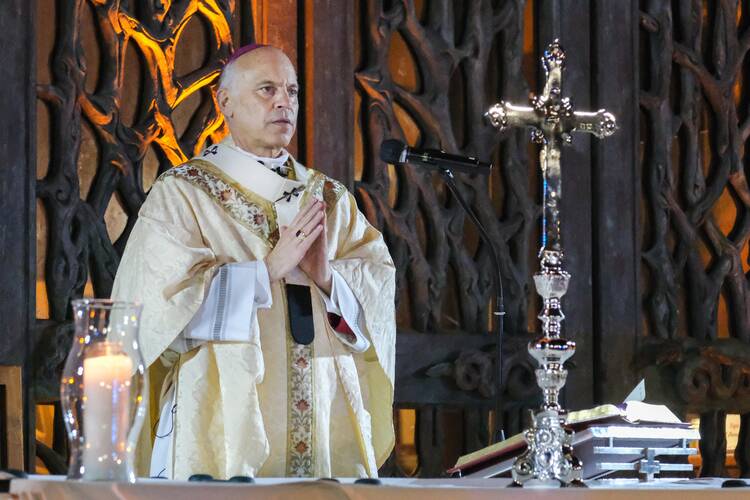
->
[180, 260, 273, 343]
[320, 268, 371, 352]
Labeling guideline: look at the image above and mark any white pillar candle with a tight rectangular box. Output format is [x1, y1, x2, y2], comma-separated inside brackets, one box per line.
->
[82, 342, 133, 480]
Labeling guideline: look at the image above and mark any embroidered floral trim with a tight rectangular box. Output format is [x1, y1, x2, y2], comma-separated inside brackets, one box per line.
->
[161, 160, 278, 245]
[286, 341, 314, 476]
[302, 171, 346, 215]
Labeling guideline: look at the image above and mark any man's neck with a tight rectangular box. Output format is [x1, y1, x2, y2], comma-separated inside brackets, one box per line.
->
[233, 137, 283, 159]
[228, 138, 290, 170]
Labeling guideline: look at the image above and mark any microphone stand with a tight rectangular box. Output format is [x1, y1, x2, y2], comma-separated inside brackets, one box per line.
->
[437, 167, 506, 442]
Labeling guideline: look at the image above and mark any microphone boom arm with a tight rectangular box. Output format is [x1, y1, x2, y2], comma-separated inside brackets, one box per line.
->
[438, 167, 506, 442]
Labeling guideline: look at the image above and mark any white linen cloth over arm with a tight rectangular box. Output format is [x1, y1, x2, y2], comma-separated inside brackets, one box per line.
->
[173, 261, 368, 352]
[169, 261, 272, 350]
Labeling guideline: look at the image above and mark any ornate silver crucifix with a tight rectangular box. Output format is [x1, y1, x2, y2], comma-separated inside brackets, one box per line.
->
[486, 40, 616, 487]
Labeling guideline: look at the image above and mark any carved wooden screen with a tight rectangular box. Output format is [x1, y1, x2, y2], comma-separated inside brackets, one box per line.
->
[34, 0, 241, 470]
[33, 0, 750, 482]
[354, 0, 544, 476]
[639, 1, 750, 476]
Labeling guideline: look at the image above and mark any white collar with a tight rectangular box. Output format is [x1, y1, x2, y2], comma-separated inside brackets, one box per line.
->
[228, 144, 290, 170]
[193, 138, 306, 204]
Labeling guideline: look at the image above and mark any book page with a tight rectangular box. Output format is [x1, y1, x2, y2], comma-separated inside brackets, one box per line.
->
[452, 433, 526, 469]
[624, 400, 681, 424]
[566, 404, 622, 425]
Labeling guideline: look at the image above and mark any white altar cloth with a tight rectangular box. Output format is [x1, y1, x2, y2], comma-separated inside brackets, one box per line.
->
[7, 475, 750, 499]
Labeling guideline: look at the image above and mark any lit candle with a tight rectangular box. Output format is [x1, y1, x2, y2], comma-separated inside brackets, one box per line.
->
[82, 342, 133, 480]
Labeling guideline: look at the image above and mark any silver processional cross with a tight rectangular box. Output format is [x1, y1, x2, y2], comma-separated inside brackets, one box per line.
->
[485, 40, 616, 486]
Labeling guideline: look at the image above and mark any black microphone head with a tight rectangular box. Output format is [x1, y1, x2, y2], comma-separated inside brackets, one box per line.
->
[380, 139, 407, 164]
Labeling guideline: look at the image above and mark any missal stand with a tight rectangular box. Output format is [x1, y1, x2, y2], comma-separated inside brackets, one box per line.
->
[448, 400, 700, 482]
[450, 425, 699, 482]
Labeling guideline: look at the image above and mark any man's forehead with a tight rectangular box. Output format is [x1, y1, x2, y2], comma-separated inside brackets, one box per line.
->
[233, 47, 296, 76]
[244, 73, 299, 88]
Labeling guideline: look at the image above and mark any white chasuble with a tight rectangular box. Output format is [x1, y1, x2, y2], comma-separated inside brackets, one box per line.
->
[111, 137, 396, 480]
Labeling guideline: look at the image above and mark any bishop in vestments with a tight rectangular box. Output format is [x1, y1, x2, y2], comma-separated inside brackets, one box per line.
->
[111, 44, 396, 480]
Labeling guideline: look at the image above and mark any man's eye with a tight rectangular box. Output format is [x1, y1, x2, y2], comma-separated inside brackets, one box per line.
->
[259, 86, 275, 95]
[289, 88, 299, 98]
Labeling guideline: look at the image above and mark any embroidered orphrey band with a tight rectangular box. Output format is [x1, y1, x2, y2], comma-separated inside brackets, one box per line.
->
[286, 340, 314, 476]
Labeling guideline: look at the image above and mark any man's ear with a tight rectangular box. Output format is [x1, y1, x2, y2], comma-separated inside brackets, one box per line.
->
[217, 88, 231, 116]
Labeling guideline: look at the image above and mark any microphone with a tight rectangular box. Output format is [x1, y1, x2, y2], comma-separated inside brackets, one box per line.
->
[379, 139, 492, 175]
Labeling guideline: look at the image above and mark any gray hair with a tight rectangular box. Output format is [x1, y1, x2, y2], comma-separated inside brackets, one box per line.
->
[217, 60, 239, 93]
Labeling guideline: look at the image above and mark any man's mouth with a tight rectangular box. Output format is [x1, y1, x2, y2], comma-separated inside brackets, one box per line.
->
[272, 118, 293, 126]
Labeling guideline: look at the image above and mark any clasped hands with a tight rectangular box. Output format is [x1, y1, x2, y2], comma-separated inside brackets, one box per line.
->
[264, 198, 332, 295]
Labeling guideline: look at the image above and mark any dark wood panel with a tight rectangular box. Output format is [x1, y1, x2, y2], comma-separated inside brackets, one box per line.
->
[253, 0, 300, 157]
[0, 366, 24, 470]
[395, 332, 494, 407]
[0, 0, 36, 471]
[591, 0, 640, 402]
[0, 0, 35, 367]
[395, 332, 538, 407]
[303, 0, 355, 188]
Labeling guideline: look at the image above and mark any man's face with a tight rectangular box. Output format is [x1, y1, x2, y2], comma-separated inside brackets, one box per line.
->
[218, 48, 299, 156]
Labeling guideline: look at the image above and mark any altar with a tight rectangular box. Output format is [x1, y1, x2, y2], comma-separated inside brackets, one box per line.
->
[1, 0, 749, 491]
[6, 476, 750, 500]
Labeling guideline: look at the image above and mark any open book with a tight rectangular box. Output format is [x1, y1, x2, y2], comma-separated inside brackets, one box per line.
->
[567, 400, 682, 427]
[447, 400, 686, 475]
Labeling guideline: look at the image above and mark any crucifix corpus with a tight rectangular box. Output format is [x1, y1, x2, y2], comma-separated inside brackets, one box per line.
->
[485, 40, 617, 487]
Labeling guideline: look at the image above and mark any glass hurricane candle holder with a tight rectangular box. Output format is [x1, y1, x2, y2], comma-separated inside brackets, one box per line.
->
[60, 299, 148, 482]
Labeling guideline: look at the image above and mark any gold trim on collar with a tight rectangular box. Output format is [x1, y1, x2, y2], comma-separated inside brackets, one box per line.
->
[301, 170, 347, 215]
[162, 160, 280, 246]
[190, 159, 277, 215]
[160, 159, 346, 247]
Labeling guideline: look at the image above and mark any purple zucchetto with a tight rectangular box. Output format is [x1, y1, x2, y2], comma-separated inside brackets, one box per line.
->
[226, 43, 272, 64]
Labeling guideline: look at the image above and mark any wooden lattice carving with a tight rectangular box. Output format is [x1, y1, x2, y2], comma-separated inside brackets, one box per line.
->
[356, 0, 536, 337]
[355, 0, 539, 475]
[639, 0, 750, 476]
[35, 0, 234, 401]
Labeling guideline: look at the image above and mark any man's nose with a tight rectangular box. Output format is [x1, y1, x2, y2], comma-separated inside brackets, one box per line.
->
[274, 89, 293, 109]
